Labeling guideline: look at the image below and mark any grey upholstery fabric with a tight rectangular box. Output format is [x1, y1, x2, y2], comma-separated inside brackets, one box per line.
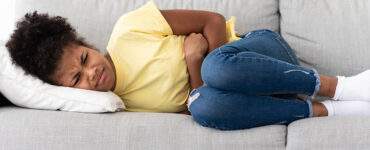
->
[280, 0, 370, 77]
[0, 106, 286, 150]
[9, 0, 370, 149]
[287, 117, 370, 150]
[7, 0, 284, 149]
[14, 0, 279, 54]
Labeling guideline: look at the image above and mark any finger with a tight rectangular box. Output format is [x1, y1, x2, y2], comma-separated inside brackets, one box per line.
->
[189, 33, 196, 36]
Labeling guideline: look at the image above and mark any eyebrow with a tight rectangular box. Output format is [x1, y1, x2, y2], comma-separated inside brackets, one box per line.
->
[83, 51, 88, 63]
[80, 51, 84, 65]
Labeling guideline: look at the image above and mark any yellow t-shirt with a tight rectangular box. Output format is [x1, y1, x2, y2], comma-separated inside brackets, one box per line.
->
[107, 1, 241, 113]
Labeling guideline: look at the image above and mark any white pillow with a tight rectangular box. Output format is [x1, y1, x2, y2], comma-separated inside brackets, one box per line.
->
[0, 46, 125, 113]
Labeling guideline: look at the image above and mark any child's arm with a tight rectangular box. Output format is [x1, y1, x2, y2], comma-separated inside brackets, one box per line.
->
[160, 10, 227, 53]
[161, 10, 227, 92]
[183, 33, 208, 91]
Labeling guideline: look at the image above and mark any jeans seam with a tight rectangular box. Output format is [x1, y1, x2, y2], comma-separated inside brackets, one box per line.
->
[236, 55, 293, 66]
[218, 47, 241, 56]
[213, 52, 319, 96]
[242, 29, 268, 39]
[274, 36, 299, 65]
[243, 29, 299, 66]
[217, 50, 296, 71]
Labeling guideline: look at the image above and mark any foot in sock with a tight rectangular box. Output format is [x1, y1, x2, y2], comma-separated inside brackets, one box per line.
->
[332, 70, 370, 101]
[320, 100, 370, 116]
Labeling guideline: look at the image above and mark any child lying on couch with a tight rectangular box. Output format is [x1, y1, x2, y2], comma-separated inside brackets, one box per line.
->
[6, 1, 370, 130]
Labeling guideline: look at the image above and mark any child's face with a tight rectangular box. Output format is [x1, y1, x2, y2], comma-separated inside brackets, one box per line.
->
[50, 44, 116, 91]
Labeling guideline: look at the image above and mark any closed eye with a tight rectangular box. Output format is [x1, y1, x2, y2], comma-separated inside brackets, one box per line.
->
[73, 74, 80, 86]
[72, 50, 88, 87]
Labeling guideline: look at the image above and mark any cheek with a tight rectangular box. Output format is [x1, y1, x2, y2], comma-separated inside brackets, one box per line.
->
[56, 76, 71, 87]
[105, 70, 115, 88]
[104, 71, 113, 84]
[76, 78, 93, 90]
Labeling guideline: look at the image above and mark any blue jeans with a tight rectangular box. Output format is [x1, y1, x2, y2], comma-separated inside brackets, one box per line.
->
[188, 29, 320, 130]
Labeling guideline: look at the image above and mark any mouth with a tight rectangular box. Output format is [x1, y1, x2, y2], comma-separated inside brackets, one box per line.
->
[96, 68, 105, 88]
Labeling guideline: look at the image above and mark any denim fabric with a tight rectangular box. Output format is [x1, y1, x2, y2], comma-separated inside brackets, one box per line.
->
[188, 29, 318, 130]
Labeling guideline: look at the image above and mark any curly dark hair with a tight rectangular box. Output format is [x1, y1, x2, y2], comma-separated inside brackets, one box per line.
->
[6, 11, 91, 85]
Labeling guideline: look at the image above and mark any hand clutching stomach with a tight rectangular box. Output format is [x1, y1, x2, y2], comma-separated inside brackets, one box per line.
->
[183, 33, 209, 58]
[179, 33, 208, 115]
[183, 33, 208, 90]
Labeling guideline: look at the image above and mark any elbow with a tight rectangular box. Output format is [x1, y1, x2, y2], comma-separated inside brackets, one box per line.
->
[211, 12, 226, 24]
[208, 12, 226, 34]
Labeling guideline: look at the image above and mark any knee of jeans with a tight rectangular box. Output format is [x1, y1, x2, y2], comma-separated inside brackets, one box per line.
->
[200, 63, 225, 89]
[188, 89, 209, 119]
[200, 56, 218, 87]
[201, 51, 261, 89]
[189, 101, 221, 129]
[201, 51, 234, 87]
[189, 94, 256, 130]
[188, 89, 223, 128]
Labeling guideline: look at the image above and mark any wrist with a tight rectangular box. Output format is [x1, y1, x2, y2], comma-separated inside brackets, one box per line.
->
[184, 51, 204, 90]
[185, 51, 205, 60]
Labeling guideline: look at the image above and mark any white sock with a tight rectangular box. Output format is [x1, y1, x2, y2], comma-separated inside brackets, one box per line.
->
[333, 70, 370, 101]
[320, 100, 370, 116]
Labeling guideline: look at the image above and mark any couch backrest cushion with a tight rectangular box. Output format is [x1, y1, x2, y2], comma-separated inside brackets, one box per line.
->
[14, 0, 279, 54]
[280, 0, 370, 77]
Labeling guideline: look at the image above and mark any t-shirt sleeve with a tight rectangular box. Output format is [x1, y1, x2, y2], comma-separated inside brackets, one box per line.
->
[115, 1, 173, 36]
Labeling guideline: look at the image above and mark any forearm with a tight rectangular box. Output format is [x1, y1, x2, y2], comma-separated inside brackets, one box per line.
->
[161, 10, 227, 54]
[185, 53, 205, 91]
[184, 16, 226, 90]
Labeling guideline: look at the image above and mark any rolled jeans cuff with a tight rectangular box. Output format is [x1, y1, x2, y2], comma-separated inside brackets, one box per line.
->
[310, 68, 320, 99]
[304, 99, 313, 117]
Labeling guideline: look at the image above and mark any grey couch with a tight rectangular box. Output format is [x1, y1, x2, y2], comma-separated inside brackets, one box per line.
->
[1, 0, 370, 149]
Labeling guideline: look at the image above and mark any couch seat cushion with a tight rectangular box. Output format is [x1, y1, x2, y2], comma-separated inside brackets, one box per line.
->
[0, 106, 286, 150]
[287, 117, 370, 150]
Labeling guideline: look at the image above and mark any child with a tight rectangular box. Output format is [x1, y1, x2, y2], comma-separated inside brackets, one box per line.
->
[6, 1, 370, 130]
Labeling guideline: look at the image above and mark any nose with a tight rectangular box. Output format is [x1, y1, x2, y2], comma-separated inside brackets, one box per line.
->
[85, 66, 97, 81]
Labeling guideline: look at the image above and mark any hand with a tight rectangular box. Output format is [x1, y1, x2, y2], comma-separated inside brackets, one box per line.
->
[183, 33, 209, 58]
[183, 33, 207, 92]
